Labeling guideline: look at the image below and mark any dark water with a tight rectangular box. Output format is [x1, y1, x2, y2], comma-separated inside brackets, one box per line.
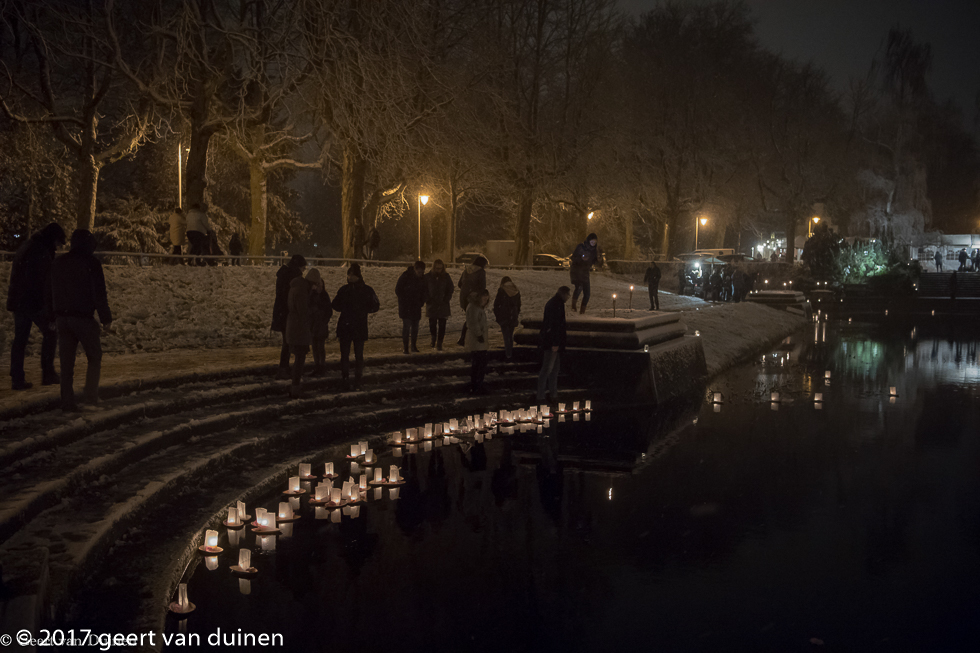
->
[165, 322, 980, 652]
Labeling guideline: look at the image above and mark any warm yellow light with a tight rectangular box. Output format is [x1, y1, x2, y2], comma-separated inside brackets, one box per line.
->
[813, 216, 820, 224]
[700, 217, 707, 226]
[419, 195, 429, 205]
[588, 212, 594, 220]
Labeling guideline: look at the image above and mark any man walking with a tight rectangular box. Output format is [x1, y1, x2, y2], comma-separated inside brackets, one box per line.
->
[50, 230, 112, 411]
[396, 261, 427, 354]
[7, 222, 65, 390]
[570, 233, 601, 314]
[643, 261, 661, 310]
[536, 286, 570, 404]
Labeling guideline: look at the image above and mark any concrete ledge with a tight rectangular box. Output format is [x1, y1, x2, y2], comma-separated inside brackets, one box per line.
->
[521, 311, 682, 333]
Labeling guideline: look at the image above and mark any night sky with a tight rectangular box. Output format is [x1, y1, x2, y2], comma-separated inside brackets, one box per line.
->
[622, 0, 980, 128]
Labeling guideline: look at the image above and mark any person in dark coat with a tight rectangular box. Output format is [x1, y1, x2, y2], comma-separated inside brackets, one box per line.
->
[228, 232, 244, 265]
[933, 250, 943, 272]
[285, 272, 312, 398]
[537, 286, 570, 403]
[569, 233, 602, 314]
[492, 276, 521, 359]
[457, 255, 488, 346]
[957, 249, 968, 271]
[271, 254, 307, 379]
[367, 227, 381, 260]
[677, 264, 688, 296]
[424, 259, 454, 350]
[331, 263, 380, 388]
[396, 261, 427, 354]
[50, 230, 112, 411]
[6, 222, 65, 389]
[643, 261, 661, 310]
[306, 268, 332, 376]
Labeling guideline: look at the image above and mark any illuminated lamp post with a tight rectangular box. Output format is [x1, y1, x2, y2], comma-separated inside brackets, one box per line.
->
[695, 217, 707, 250]
[418, 194, 429, 260]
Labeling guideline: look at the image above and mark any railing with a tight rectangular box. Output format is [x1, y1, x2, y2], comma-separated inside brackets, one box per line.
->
[0, 250, 573, 270]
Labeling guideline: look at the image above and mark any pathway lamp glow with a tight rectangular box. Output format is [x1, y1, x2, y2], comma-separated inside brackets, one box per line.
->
[809, 216, 820, 238]
[418, 194, 429, 259]
[695, 216, 708, 250]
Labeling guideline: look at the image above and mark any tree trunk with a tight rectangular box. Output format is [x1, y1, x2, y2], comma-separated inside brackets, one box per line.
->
[75, 154, 100, 231]
[341, 142, 366, 260]
[664, 204, 682, 259]
[447, 177, 458, 262]
[621, 210, 635, 259]
[786, 215, 798, 263]
[184, 89, 216, 209]
[514, 184, 534, 265]
[247, 159, 268, 257]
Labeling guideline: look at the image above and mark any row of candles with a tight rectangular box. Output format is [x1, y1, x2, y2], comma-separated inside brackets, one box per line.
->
[709, 369, 900, 414]
[174, 400, 596, 613]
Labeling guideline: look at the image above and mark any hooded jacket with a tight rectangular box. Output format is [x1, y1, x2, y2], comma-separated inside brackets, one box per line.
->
[395, 266, 427, 321]
[457, 257, 487, 309]
[50, 230, 111, 325]
[271, 260, 304, 332]
[6, 223, 65, 315]
[570, 234, 601, 284]
[424, 269, 455, 319]
[539, 293, 567, 351]
[492, 281, 521, 328]
[332, 276, 380, 341]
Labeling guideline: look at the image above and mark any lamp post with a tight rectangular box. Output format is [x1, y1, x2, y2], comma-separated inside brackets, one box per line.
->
[177, 143, 183, 209]
[418, 194, 429, 260]
[809, 216, 820, 238]
[695, 216, 707, 250]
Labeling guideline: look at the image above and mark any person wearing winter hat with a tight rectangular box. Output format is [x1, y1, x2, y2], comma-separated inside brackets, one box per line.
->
[457, 255, 488, 346]
[569, 232, 602, 314]
[7, 222, 66, 390]
[492, 276, 521, 359]
[50, 229, 112, 411]
[271, 254, 307, 379]
[306, 268, 333, 376]
[331, 262, 380, 388]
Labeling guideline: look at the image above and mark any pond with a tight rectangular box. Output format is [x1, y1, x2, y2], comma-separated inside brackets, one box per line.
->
[164, 321, 980, 652]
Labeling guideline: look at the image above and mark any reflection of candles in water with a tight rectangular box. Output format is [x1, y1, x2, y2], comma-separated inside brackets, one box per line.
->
[239, 579, 251, 595]
[713, 404, 721, 412]
[239, 548, 251, 570]
[350, 505, 360, 519]
[278, 502, 292, 520]
[205, 556, 219, 571]
[205, 529, 218, 549]
[280, 523, 293, 538]
[324, 462, 334, 476]
[289, 496, 300, 511]
[288, 476, 300, 493]
[342, 506, 351, 516]
[393, 447, 402, 457]
[178, 583, 190, 610]
[559, 415, 565, 423]
[299, 463, 311, 477]
[408, 444, 417, 454]
[330, 510, 342, 523]
[351, 462, 360, 475]
[573, 413, 580, 421]
[315, 506, 329, 519]
[389, 487, 400, 500]
[227, 507, 240, 526]
[373, 487, 383, 501]
[260, 534, 276, 551]
[443, 435, 451, 446]
[374, 468, 383, 483]
[424, 441, 432, 451]
[228, 529, 242, 547]
[390, 465, 400, 483]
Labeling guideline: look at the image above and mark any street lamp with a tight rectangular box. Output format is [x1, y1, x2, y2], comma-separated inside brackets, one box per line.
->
[695, 216, 707, 250]
[809, 216, 820, 238]
[418, 194, 429, 259]
[588, 212, 594, 220]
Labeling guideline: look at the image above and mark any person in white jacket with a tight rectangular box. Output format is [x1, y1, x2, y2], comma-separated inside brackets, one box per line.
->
[465, 289, 491, 394]
[169, 207, 186, 263]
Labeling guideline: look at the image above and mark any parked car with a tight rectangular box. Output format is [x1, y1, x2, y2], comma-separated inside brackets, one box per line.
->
[455, 252, 484, 265]
[533, 253, 569, 268]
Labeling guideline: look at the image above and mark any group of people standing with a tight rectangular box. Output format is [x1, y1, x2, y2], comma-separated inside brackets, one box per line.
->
[169, 205, 244, 266]
[7, 223, 113, 412]
[270, 253, 530, 397]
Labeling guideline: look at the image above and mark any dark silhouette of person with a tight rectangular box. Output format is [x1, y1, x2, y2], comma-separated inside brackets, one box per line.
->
[7, 222, 65, 389]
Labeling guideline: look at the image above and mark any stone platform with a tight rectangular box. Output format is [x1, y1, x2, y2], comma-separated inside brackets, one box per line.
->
[745, 290, 812, 318]
[514, 312, 707, 405]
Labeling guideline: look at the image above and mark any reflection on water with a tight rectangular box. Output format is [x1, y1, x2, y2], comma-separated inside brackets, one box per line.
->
[167, 323, 980, 652]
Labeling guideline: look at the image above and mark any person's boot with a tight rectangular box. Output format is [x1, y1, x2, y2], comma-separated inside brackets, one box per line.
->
[411, 337, 420, 353]
[436, 338, 444, 351]
[11, 378, 33, 391]
[579, 302, 587, 314]
[42, 371, 60, 386]
[571, 297, 578, 312]
[430, 337, 437, 349]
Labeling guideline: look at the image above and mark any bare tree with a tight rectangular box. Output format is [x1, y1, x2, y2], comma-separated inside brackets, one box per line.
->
[0, 0, 152, 231]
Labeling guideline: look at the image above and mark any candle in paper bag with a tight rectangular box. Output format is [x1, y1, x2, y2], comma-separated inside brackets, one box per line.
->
[365, 449, 375, 464]
[770, 392, 780, 402]
[255, 508, 267, 527]
[324, 462, 334, 476]
[278, 502, 292, 520]
[889, 387, 897, 396]
[205, 529, 219, 550]
[315, 484, 327, 501]
[449, 418, 458, 432]
[374, 468, 383, 483]
[350, 444, 359, 457]
[585, 400, 591, 411]
[227, 507, 240, 527]
[341, 481, 353, 500]
[434, 423, 443, 436]
[330, 488, 342, 504]
[825, 371, 832, 379]
[424, 423, 433, 438]
[814, 393, 823, 402]
[713, 393, 722, 403]
[267, 513, 277, 529]
[407, 427, 417, 441]
[572, 401, 580, 411]
[299, 463, 311, 477]
[558, 403, 565, 412]
[358, 441, 368, 455]
[359, 474, 367, 490]
[389, 465, 400, 483]
[393, 431, 403, 445]
[288, 476, 300, 492]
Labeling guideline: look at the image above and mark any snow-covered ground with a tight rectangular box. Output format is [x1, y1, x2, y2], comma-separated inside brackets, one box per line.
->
[0, 262, 804, 379]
